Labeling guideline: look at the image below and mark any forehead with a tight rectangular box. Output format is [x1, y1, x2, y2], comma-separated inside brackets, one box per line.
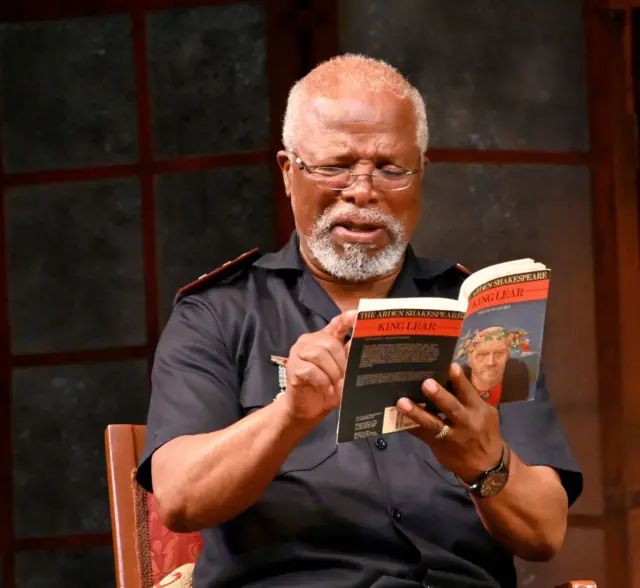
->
[299, 93, 418, 159]
[473, 340, 509, 353]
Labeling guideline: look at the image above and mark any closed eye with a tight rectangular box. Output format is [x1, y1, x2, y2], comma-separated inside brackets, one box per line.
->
[313, 166, 350, 176]
[380, 168, 409, 178]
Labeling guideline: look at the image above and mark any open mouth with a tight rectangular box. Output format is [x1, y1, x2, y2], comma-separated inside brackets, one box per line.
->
[331, 221, 385, 245]
[332, 221, 383, 233]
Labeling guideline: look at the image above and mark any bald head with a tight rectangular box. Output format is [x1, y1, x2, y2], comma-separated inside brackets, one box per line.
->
[282, 54, 428, 154]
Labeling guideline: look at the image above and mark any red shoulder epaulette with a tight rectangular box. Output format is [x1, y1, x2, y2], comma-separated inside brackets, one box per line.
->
[456, 263, 472, 276]
[174, 248, 261, 304]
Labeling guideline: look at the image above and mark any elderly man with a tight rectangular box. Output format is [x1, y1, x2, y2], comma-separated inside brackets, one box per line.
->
[137, 54, 582, 588]
[462, 327, 531, 405]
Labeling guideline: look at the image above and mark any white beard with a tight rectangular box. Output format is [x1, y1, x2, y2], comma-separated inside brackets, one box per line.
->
[305, 205, 408, 282]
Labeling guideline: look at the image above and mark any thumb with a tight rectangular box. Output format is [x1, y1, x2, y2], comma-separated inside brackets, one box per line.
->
[323, 309, 358, 341]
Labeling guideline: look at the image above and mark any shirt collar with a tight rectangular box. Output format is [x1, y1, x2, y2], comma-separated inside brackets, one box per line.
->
[253, 230, 306, 271]
[389, 245, 455, 297]
[255, 231, 455, 280]
[254, 230, 456, 321]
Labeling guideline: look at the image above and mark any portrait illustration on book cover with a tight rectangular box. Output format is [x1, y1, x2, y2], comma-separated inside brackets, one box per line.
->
[452, 299, 546, 405]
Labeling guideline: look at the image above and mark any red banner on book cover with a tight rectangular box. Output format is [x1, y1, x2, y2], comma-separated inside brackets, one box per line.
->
[467, 278, 550, 315]
[353, 317, 463, 339]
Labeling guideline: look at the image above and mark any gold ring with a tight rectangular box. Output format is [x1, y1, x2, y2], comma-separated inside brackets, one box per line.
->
[434, 424, 450, 440]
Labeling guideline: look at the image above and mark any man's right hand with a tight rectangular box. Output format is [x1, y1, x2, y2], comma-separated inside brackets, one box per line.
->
[282, 309, 357, 422]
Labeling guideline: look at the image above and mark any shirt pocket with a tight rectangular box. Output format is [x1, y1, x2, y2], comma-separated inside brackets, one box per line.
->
[239, 348, 289, 412]
[239, 349, 338, 475]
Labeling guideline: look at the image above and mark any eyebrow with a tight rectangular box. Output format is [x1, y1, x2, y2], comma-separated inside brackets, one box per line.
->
[320, 153, 354, 164]
[318, 152, 406, 165]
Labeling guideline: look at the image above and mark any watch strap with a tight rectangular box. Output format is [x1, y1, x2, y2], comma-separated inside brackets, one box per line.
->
[456, 442, 511, 497]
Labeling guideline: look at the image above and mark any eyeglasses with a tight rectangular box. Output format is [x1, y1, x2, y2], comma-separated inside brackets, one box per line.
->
[288, 151, 420, 192]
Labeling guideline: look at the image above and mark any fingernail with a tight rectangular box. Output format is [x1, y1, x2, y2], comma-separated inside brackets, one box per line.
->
[423, 379, 438, 394]
[397, 398, 412, 412]
[451, 363, 461, 376]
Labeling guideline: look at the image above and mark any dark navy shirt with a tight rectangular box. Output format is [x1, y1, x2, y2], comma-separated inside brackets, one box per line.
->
[137, 232, 583, 588]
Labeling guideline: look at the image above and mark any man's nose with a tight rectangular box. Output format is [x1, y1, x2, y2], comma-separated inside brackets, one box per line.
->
[340, 174, 380, 206]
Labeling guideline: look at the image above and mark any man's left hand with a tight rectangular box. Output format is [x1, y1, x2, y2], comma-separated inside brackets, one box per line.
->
[396, 363, 504, 483]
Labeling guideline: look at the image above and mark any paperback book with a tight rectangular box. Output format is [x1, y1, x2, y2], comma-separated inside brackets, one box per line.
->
[336, 259, 550, 443]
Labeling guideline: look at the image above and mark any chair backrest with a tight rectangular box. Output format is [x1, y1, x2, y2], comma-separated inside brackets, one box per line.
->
[105, 424, 203, 588]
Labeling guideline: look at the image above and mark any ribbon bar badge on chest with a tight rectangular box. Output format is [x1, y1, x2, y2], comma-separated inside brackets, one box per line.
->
[270, 355, 288, 397]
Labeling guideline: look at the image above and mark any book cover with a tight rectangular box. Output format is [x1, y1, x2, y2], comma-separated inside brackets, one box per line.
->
[336, 259, 550, 444]
[453, 268, 550, 406]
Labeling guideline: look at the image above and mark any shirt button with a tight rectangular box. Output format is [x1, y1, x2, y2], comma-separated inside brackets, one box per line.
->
[392, 508, 402, 521]
[375, 437, 387, 450]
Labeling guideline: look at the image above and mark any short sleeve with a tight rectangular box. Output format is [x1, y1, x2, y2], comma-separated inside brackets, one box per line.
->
[499, 369, 583, 506]
[136, 295, 242, 492]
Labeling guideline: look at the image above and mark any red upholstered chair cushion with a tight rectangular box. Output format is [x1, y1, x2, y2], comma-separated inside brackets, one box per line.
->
[132, 469, 203, 588]
[146, 493, 203, 584]
[152, 563, 195, 587]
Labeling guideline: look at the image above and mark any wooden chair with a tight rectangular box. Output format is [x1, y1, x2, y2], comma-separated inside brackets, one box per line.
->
[105, 424, 597, 588]
[105, 424, 203, 588]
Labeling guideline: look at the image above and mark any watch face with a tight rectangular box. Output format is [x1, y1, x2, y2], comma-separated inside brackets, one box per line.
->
[480, 472, 509, 497]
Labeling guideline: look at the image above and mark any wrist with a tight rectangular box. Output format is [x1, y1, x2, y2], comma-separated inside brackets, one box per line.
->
[456, 442, 511, 498]
[270, 394, 325, 440]
[456, 440, 505, 484]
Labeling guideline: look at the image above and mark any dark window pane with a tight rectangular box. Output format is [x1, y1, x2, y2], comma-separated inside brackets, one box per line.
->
[414, 163, 601, 514]
[339, 0, 588, 151]
[147, 4, 269, 158]
[0, 16, 138, 172]
[13, 361, 149, 538]
[155, 165, 276, 324]
[16, 546, 115, 588]
[6, 179, 146, 354]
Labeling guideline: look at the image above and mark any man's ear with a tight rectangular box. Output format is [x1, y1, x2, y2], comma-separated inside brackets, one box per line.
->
[277, 150, 293, 198]
[421, 152, 430, 173]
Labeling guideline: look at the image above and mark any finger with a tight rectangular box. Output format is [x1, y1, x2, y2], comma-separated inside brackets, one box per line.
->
[320, 334, 350, 374]
[288, 359, 333, 390]
[327, 378, 344, 404]
[344, 338, 352, 358]
[323, 309, 357, 341]
[396, 397, 446, 436]
[297, 332, 348, 375]
[297, 345, 343, 387]
[421, 377, 467, 424]
[448, 363, 483, 407]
